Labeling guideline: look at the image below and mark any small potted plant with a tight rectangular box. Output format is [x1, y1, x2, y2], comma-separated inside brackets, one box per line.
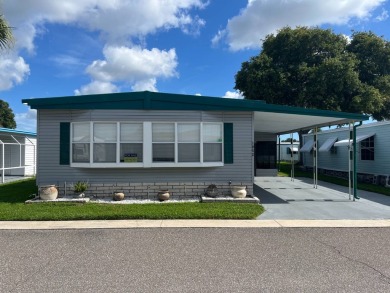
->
[73, 181, 88, 198]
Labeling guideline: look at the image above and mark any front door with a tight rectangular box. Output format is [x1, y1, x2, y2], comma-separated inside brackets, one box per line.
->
[255, 141, 276, 169]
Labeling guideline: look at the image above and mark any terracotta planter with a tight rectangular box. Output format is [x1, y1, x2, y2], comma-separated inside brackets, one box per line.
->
[157, 190, 170, 201]
[113, 192, 125, 201]
[230, 186, 247, 198]
[39, 185, 58, 200]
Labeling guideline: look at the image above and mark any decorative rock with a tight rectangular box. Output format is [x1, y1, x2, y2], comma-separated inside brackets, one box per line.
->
[113, 192, 125, 201]
[157, 190, 170, 201]
[206, 184, 218, 198]
[39, 185, 58, 200]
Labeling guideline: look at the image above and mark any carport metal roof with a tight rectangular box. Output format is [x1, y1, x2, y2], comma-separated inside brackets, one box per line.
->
[22, 91, 369, 133]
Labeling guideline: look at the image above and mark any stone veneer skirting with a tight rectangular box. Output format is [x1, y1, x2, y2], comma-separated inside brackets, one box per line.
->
[304, 166, 390, 187]
[57, 182, 254, 199]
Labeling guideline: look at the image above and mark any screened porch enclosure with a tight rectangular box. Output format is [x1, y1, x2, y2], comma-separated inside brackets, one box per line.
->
[0, 130, 36, 183]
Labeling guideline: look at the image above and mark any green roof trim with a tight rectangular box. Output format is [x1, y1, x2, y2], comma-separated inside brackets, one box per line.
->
[0, 127, 36, 136]
[22, 91, 369, 121]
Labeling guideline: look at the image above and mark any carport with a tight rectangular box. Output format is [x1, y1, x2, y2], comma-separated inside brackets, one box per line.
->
[254, 176, 390, 220]
[251, 105, 368, 200]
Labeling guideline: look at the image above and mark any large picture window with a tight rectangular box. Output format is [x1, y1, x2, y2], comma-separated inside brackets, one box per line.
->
[70, 122, 224, 167]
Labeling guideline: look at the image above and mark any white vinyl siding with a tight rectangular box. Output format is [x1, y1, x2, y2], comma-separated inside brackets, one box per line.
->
[36, 109, 253, 187]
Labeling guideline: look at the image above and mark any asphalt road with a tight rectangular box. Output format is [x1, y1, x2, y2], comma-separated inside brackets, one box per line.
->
[1, 228, 390, 293]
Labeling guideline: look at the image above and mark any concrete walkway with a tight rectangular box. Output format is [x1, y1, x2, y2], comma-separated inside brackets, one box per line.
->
[1, 219, 390, 229]
[255, 177, 390, 220]
[1, 176, 390, 229]
[0, 175, 33, 184]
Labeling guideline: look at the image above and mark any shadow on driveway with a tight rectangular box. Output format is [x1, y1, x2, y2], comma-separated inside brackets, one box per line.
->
[253, 184, 287, 204]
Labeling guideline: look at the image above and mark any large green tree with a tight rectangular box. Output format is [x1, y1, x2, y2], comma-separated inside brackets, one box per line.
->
[0, 100, 16, 129]
[235, 27, 390, 120]
[0, 14, 14, 50]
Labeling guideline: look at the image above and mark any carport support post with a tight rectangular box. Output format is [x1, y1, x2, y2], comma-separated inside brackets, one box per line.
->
[313, 128, 318, 189]
[353, 121, 362, 200]
[278, 135, 281, 172]
[290, 133, 294, 181]
[1, 143, 4, 184]
[348, 123, 352, 200]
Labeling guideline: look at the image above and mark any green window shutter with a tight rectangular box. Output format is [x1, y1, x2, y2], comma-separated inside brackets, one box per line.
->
[60, 122, 70, 165]
[224, 123, 233, 164]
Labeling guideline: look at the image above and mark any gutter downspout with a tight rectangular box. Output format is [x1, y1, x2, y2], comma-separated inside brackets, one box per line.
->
[353, 121, 363, 200]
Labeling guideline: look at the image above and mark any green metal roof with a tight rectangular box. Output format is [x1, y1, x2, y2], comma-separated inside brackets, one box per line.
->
[22, 91, 369, 121]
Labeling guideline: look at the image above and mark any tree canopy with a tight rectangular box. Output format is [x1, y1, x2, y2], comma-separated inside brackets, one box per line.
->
[0, 100, 16, 129]
[235, 27, 390, 120]
[0, 14, 14, 50]
[281, 138, 298, 143]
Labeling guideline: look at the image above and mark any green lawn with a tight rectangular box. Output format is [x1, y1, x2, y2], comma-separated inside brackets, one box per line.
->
[278, 162, 390, 196]
[0, 178, 264, 221]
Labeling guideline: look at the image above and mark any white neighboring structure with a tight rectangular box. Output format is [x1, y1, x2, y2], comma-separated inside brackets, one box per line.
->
[277, 142, 300, 162]
[0, 128, 37, 183]
[301, 121, 390, 186]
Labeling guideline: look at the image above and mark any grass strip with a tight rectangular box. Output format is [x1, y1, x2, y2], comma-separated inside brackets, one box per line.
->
[0, 179, 264, 221]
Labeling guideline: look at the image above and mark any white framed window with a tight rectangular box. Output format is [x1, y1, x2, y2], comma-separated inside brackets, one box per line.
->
[360, 136, 374, 161]
[120, 123, 143, 163]
[93, 123, 117, 163]
[152, 123, 175, 162]
[178, 123, 200, 162]
[203, 123, 223, 162]
[72, 122, 90, 163]
[70, 121, 224, 168]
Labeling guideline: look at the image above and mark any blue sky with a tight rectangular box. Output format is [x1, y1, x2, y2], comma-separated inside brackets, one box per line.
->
[1, 0, 389, 132]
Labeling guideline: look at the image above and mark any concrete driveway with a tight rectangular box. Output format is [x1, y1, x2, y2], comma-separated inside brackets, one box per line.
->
[254, 177, 390, 220]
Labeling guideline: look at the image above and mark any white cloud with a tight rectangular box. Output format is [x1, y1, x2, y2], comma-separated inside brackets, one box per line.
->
[211, 30, 227, 47]
[87, 46, 178, 82]
[342, 34, 352, 44]
[76, 45, 178, 93]
[3, 0, 206, 52]
[15, 109, 37, 132]
[213, 0, 386, 51]
[223, 90, 244, 99]
[131, 79, 158, 92]
[74, 80, 118, 95]
[376, 9, 389, 21]
[2, 0, 206, 92]
[0, 55, 30, 90]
